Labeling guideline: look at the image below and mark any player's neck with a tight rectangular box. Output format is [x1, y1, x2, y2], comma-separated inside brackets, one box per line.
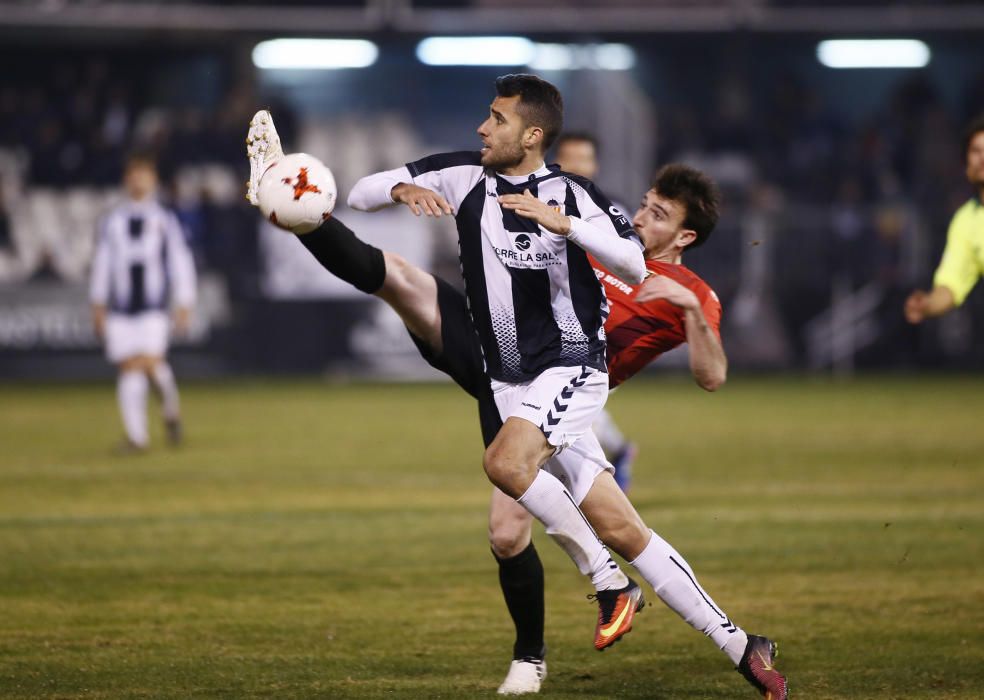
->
[498, 154, 546, 178]
[647, 250, 683, 265]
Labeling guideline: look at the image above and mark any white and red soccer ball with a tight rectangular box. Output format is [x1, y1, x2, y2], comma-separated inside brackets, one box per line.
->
[257, 153, 337, 234]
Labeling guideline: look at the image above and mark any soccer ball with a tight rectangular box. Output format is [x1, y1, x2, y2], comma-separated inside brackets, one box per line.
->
[257, 153, 337, 234]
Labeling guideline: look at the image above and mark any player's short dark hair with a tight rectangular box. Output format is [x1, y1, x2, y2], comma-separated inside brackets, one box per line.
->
[555, 131, 598, 154]
[963, 114, 984, 156]
[495, 74, 564, 150]
[652, 163, 720, 250]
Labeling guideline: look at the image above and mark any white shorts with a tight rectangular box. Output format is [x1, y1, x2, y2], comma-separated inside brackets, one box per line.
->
[541, 429, 614, 505]
[104, 311, 169, 363]
[491, 365, 610, 452]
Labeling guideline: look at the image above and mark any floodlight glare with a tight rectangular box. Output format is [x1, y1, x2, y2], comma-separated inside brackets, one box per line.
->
[252, 39, 379, 70]
[527, 43, 636, 71]
[416, 37, 535, 66]
[817, 40, 930, 69]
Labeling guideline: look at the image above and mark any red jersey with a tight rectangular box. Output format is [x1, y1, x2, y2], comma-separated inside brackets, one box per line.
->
[590, 256, 722, 388]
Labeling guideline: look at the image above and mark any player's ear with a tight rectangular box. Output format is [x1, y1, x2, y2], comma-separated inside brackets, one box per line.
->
[524, 125, 544, 150]
[677, 229, 697, 249]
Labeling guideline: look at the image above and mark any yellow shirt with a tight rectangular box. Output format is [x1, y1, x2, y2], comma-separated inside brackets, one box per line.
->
[933, 197, 984, 306]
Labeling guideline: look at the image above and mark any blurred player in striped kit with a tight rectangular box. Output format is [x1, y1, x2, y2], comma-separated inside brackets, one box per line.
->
[89, 153, 196, 452]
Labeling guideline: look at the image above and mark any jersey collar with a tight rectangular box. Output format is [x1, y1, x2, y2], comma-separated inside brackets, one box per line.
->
[497, 162, 552, 185]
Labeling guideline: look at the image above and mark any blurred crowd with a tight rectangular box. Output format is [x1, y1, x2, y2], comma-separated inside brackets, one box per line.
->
[1, 47, 982, 367]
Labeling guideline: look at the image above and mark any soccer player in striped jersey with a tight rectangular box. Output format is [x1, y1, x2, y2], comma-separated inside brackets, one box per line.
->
[246, 96, 786, 698]
[345, 73, 654, 651]
[905, 115, 984, 324]
[90, 153, 196, 451]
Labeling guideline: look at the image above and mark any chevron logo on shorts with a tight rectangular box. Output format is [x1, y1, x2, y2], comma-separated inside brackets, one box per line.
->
[541, 367, 592, 436]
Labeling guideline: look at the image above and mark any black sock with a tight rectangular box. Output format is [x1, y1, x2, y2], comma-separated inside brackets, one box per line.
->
[495, 541, 546, 660]
[296, 216, 386, 294]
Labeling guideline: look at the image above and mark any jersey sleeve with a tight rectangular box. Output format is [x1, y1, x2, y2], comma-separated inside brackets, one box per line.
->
[89, 216, 111, 305]
[566, 177, 645, 283]
[164, 211, 197, 307]
[346, 165, 414, 212]
[569, 177, 640, 244]
[933, 210, 981, 306]
[405, 151, 484, 210]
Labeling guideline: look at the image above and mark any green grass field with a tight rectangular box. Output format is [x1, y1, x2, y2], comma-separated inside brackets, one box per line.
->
[0, 375, 982, 699]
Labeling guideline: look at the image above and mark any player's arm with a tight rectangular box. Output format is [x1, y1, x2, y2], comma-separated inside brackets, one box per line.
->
[636, 275, 726, 392]
[164, 213, 197, 335]
[499, 189, 646, 284]
[347, 165, 424, 212]
[89, 221, 111, 338]
[904, 285, 955, 324]
[348, 151, 480, 216]
[906, 213, 978, 324]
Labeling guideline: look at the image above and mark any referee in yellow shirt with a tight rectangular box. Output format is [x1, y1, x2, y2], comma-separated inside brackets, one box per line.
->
[905, 116, 984, 323]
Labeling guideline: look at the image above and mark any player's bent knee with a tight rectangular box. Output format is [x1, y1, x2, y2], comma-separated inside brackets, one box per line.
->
[482, 448, 526, 498]
[488, 522, 530, 559]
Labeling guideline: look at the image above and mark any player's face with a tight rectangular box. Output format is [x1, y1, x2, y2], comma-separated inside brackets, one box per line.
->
[966, 131, 984, 188]
[477, 96, 528, 170]
[632, 189, 694, 259]
[555, 140, 598, 179]
[124, 163, 158, 200]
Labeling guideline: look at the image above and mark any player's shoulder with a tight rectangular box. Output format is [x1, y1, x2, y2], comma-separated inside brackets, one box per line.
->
[951, 197, 983, 225]
[557, 171, 609, 203]
[406, 151, 483, 177]
[651, 261, 719, 301]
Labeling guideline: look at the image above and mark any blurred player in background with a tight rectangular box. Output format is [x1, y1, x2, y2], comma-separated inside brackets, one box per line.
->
[246, 109, 785, 699]
[554, 131, 636, 491]
[89, 153, 196, 451]
[905, 115, 984, 323]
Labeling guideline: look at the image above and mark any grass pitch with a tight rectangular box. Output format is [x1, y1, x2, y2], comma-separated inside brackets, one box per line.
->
[0, 375, 981, 699]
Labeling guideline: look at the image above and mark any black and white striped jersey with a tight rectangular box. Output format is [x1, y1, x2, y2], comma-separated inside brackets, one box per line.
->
[348, 151, 644, 383]
[90, 199, 196, 315]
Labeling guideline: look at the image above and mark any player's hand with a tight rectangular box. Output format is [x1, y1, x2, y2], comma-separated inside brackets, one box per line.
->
[91, 305, 106, 339]
[904, 290, 929, 324]
[172, 307, 191, 337]
[635, 273, 699, 310]
[498, 189, 571, 235]
[391, 183, 453, 217]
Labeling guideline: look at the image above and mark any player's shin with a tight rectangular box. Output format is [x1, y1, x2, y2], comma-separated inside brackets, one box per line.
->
[494, 542, 546, 660]
[117, 369, 149, 447]
[517, 470, 627, 591]
[296, 217, 386, 294]
[150, 361, 180, 421]
[630, 530, 748, 664]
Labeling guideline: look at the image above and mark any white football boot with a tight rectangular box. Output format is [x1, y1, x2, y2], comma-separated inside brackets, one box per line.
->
[497, 658, 546, 695]
[245, 109, 284, 205]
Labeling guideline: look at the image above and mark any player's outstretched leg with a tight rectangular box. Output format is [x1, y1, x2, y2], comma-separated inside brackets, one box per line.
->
[577, 471, 788, 697]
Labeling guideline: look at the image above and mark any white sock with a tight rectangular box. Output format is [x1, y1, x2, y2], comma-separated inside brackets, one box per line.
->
[150, 361, 181, 421]
[630, 530, 748, 665]
[592, 409, 627, 456]
[517, 470, 628, 591]
[117, 370, 149, 447]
